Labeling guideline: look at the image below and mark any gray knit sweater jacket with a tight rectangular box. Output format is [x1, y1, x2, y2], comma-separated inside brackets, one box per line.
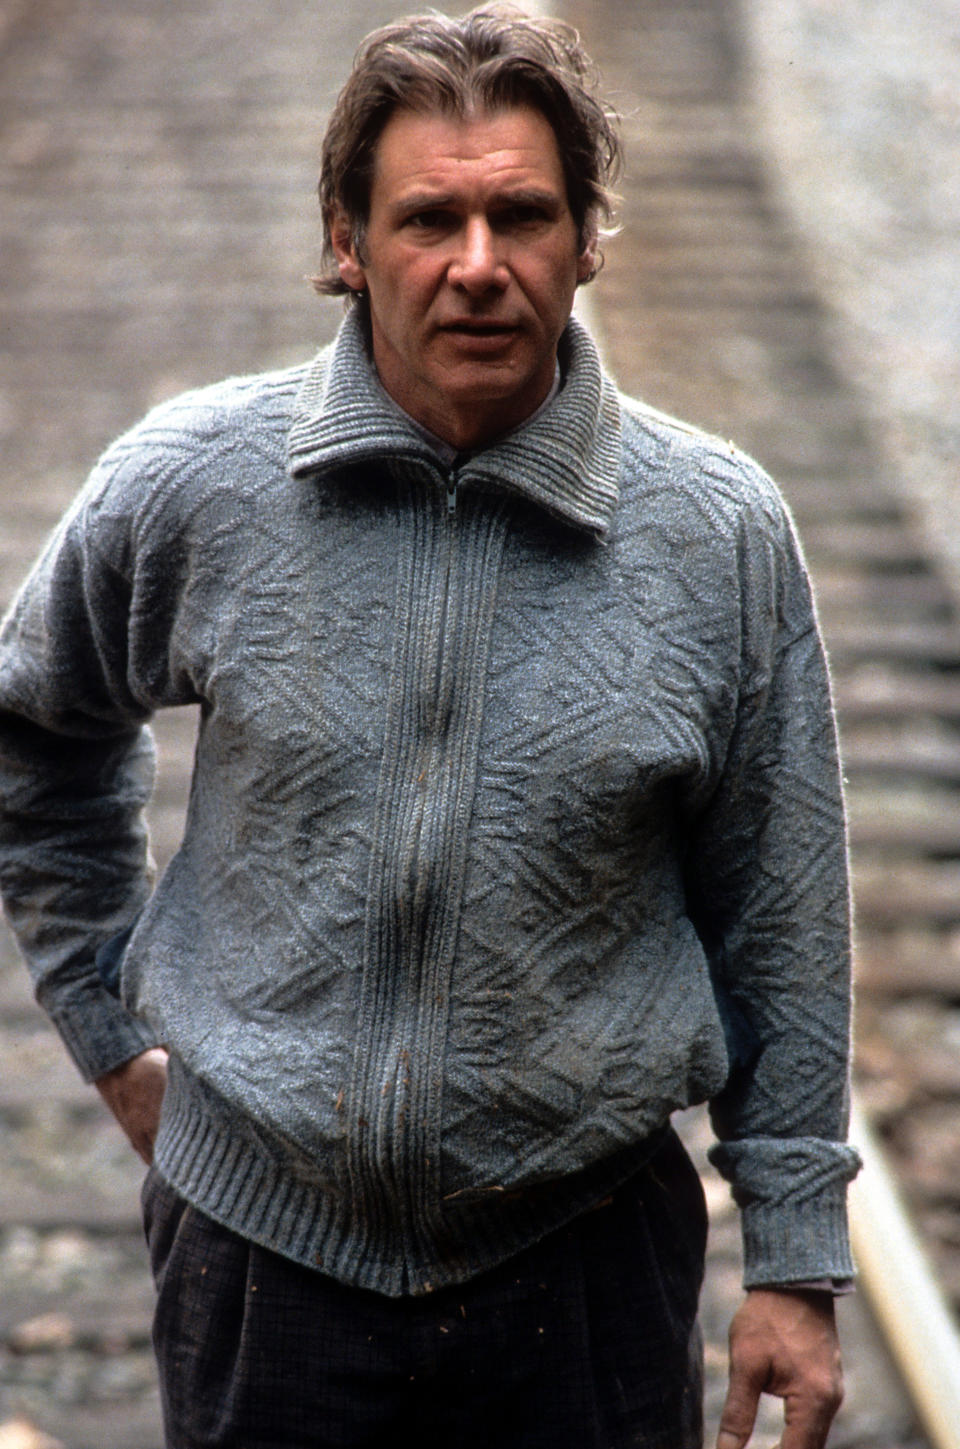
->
[0, 313, 859, 1295]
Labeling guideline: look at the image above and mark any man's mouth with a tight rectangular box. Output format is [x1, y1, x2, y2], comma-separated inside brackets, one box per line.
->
[438, 320, 519, 344]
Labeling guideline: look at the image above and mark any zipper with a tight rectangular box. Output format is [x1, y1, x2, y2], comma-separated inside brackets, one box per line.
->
[382, 472, 460, 1216]
[350, 470, 511, 1272]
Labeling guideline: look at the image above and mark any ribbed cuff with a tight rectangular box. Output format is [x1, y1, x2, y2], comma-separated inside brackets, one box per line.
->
[41, 977, 162, 1082]
[739, 1189, 856, 1287]
[708, 1135, 861, 1286]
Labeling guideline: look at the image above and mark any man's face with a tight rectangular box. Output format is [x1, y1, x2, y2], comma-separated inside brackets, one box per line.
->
[331, 104, 596, 450]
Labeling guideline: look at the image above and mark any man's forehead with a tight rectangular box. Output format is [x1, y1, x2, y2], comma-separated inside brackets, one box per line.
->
[370, 103, 567, 192]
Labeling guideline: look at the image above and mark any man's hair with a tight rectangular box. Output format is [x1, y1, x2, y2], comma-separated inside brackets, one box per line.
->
[314, 4, 621, 298]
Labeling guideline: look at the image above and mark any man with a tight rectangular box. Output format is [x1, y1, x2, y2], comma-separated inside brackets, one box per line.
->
[0, 7, 859, 1447]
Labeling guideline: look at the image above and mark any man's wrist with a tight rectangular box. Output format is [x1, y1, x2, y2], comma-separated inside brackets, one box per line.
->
[756, 1278, 854, 1296]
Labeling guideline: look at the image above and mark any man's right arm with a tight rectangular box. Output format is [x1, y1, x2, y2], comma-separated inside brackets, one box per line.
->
[0, 467, 164, 1084]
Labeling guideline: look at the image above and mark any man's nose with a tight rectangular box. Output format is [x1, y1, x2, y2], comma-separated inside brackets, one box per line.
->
[448, 219, 508, 293]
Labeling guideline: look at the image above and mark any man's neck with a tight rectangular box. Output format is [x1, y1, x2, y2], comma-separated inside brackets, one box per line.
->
[377, 364, 562, 466]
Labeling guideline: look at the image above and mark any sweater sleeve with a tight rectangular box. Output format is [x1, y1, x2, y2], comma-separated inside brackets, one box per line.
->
[686, 467, 860, 1287]
[0, 478, 165, 1081]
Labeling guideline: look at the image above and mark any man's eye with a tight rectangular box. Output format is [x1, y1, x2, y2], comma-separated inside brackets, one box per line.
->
[407, 210, 450, 229]
[498, 206, 549, 228]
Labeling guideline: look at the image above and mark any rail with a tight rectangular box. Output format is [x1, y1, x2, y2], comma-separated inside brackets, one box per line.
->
[849, 1100, 960, 1449]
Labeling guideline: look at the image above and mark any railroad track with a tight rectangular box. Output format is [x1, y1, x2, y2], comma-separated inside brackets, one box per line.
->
[0, 0, 956, 1445]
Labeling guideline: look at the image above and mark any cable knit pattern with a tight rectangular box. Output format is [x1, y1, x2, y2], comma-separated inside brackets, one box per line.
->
[0, 313, 858, 1294]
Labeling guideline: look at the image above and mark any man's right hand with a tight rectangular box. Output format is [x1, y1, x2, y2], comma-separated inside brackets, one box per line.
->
[95, 1046, 169, 1164]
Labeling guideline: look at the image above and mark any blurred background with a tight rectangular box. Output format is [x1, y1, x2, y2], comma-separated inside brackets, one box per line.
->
[0, 1, 957, 1444]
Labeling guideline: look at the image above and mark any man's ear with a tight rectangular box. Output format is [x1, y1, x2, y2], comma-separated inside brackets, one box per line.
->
[576, 225, 599, 284]
[329, 209, 367, 292]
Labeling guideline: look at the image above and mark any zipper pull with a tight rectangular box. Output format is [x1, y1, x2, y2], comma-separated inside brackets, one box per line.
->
[446, 475, 458, 516]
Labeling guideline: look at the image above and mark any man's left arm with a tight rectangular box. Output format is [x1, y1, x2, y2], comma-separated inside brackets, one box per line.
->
[685, 468, 860, 1445]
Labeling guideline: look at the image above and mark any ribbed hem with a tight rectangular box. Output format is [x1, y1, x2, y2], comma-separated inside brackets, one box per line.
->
[154, 1058, 664, 1297]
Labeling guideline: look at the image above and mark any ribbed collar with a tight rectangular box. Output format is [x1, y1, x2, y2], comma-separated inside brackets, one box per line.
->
[287, 309, 622, 537]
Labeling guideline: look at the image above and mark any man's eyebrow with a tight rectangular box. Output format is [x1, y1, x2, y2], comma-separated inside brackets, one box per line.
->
[389, 185, 564, 215]
[390, 190, 457, 214]
[491, 187, 563, 211]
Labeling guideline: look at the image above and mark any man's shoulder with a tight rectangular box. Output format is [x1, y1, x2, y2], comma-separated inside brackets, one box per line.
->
[616, 390, 793, 539]
[80, 360, 314, 521]
[111, 360, 312, 463]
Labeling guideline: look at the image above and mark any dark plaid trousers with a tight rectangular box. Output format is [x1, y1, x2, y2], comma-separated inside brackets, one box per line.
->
[142, 1129, 706, 1449]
